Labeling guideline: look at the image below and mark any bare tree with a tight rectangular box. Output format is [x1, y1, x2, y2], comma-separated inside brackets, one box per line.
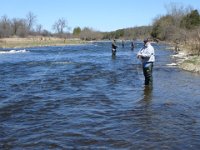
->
[0, 15, 12, 37]
[36, 24, 42, 35]
[26, 12, 37, 32]
[52, 18, 68, 34]
[12, 18, 20, 35]
[12, 18, 28, 36]
[16, 19, 29, 37]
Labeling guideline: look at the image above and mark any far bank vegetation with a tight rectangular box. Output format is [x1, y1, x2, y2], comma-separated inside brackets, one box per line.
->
[151, 3, 200, 56]
[0, 3, 200, 56]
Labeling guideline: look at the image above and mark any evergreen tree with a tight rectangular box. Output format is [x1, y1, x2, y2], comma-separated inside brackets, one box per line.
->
[73, 27, 81, 36]
[180, 9, 200, 29]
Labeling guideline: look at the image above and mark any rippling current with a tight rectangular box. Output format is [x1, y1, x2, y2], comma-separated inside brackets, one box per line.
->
[0, 41, 200, 149]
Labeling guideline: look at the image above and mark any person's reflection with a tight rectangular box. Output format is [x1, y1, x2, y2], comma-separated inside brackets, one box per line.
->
[112, 54, 116, 60]
[142, 85, 153, 102]
[136, 85, 154, 135]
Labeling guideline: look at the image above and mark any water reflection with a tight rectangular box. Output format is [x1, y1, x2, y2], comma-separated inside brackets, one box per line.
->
[137, 85, 153, 108]
[135, 85, 155, 140]
[112, 54, 116, 60]
[143, 85, 153, 102]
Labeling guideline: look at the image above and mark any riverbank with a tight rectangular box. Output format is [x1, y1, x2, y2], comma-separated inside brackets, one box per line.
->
[0, 37, 87, 48]
[171, 47, 200, 74]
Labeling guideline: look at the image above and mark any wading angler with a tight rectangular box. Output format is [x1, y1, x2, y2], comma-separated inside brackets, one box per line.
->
[137, 38, 155, 85]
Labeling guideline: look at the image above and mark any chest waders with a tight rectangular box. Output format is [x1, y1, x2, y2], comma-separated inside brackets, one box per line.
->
[112, 49, 116, 56]
[143, 62, 153, 85]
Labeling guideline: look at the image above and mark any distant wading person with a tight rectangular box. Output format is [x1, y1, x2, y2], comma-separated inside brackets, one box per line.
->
[174, 38, 180, 54]
[112, 39, 118, 55]
[131, 40, 135, 50]
[137, 38, 155, 85]
[122, 40, 125, 48]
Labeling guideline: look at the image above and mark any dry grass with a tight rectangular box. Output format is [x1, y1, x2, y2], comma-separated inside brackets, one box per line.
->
[180, 56, 200, 74]
[170, 43, 200, 74]
[0, 36, 86, 48]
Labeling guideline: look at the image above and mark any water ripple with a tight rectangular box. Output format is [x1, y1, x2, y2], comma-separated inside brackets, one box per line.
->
[1, 42, 200, 149]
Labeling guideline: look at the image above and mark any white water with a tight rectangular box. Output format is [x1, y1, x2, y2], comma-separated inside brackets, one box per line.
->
[0, 49, 28, 54]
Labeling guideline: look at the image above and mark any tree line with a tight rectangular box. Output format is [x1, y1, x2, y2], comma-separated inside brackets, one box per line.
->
[150, 3, 200, 55]
[0, 12, 72, 38]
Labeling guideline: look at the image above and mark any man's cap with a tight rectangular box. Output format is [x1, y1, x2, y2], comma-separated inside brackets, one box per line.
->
[143, 38, 149, 43]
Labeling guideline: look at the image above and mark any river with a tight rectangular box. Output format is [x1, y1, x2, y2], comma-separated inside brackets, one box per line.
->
[0, 41, 200, 149]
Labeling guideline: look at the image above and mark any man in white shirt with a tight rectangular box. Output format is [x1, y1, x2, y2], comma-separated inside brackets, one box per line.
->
[137, 38, 155, 85]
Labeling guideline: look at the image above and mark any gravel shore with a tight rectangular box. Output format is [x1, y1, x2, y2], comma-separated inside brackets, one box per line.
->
[171, 51, 200, 74]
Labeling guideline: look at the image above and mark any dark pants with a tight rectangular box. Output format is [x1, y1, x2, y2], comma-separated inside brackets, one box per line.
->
[143, 62, 153, 85]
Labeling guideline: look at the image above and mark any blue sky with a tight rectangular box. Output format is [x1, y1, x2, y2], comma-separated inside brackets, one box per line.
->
[1, 0, 200, 32]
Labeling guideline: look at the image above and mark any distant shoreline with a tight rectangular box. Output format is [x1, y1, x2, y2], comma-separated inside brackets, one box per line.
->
[0, 37, 87, 49]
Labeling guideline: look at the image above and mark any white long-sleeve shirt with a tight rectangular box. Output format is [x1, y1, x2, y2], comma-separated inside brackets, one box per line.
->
[137, 42, 155, 63]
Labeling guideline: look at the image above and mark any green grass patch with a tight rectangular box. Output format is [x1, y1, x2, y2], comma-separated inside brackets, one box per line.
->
[184, 56, 200, 64]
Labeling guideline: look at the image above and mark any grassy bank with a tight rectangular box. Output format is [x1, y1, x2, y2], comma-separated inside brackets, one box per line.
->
[179, 55, 200, 74]
[171, 43, 200, 74]
[0, 37, 87, 48]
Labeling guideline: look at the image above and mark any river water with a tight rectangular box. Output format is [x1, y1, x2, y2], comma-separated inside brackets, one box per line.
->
[0, 41, 200, 149]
